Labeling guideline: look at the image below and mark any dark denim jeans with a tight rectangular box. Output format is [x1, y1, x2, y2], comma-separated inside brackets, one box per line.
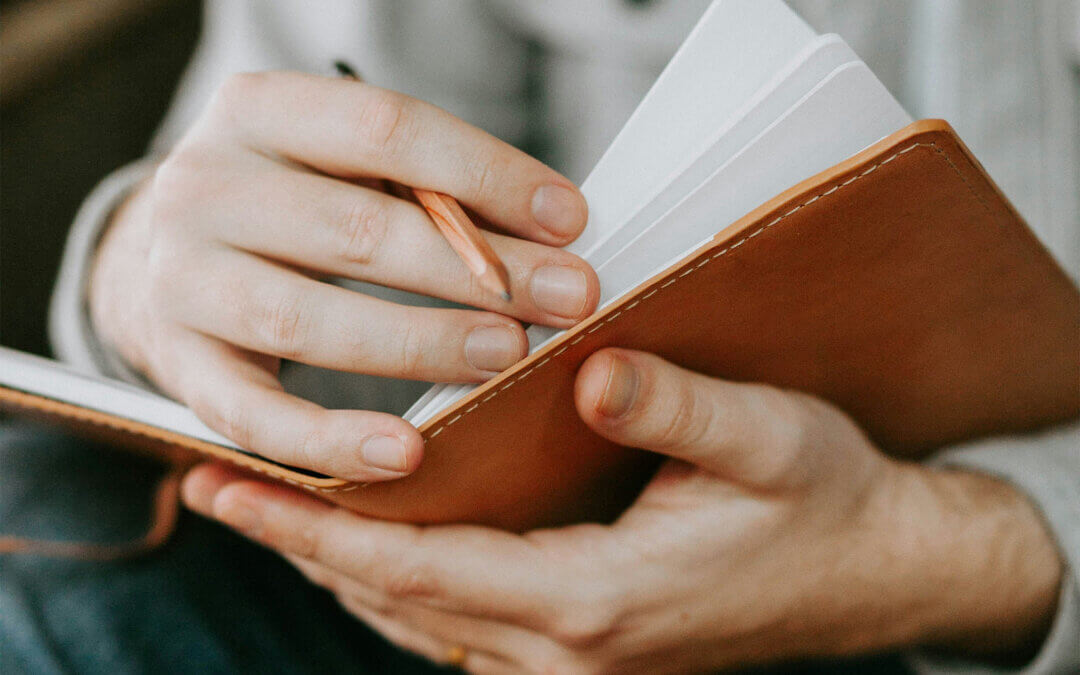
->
[0, 420, 443, 674]
[0, 420, 908, 674]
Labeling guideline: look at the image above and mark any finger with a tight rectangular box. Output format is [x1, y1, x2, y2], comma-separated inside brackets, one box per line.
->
[338, 600, 451, 666]
[182, 466, 574, 630]
[181, 462, 240, 513]
[574, 348, 835, 489]
[212, 71, 588, 244]
[339, 600, 522, 675]
[343, 600, 521, 674]
[162, 247, 528, 381]
[202, 166, 598, 325]
[159, 334, 422, 480]
[285, 555, 552, 674]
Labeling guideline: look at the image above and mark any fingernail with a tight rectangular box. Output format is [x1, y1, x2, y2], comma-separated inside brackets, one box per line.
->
[465, 325, 522, 372]
[531, 265, 588, 319]
[598, 355, 639, 418]
[361, 435, 409, 472]
[531, 184, 587, 238]
[216, 501, 263, 537]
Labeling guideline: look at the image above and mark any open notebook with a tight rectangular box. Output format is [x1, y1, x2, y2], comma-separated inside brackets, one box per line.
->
[2, 0, 1077, 531]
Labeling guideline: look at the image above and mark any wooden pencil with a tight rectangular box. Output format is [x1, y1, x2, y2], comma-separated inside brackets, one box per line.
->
[334, 61, 513, 301]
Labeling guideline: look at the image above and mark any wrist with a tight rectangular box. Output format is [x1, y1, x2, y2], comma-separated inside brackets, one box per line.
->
[885, 463, 1062, 662]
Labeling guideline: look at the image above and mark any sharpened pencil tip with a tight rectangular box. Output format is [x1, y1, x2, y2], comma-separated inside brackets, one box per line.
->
[500, 291, 512, 302]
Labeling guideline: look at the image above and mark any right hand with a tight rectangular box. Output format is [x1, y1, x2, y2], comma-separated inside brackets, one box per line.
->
[89, 71, 599, 482]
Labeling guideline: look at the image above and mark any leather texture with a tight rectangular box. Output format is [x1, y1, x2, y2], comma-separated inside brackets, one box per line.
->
[4, 120, 1078, 533]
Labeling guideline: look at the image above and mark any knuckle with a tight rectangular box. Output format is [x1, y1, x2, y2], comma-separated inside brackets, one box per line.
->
[344, 588, 389, 615]
[394, 321, 430, 379]
[650, 379, 704, 450]
[198, 397, 256, 451]
[210, 71, 267, 123]
[352, 88, 412, 155]
[292, 516, 328, 562]
[545, 603, 618, 650]
[257, 292, 311, 359]
[293, 422, 333, 477]
[337, 198, 387, 265]
[151, 152, 205, 215]
[460, 151, 504, 203]
[380, 561, 443, 600]
[739, 386, 820, 484]
[144, 240, 181, 303]
[757, 387, 816, 456]
[143, 226, 203, 320]
[295, 560, 332, 587]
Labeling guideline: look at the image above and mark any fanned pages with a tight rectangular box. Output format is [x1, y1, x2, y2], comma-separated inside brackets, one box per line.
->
[405, 1, 912, 424]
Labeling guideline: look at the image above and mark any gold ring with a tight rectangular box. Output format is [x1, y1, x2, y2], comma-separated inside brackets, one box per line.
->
[445, 645, 468, 667]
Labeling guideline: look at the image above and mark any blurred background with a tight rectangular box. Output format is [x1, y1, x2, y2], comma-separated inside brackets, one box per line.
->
[1, 0, 201, 357]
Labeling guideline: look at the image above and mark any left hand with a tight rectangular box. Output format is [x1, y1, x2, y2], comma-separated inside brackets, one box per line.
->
[182, 348, 1062, 673]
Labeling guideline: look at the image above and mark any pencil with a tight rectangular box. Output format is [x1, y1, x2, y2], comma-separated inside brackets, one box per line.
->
[334, 61, 513, 302]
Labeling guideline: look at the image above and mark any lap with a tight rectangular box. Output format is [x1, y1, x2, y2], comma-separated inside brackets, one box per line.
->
[0, 420, 909, 675]
[0, 420, 437, 675]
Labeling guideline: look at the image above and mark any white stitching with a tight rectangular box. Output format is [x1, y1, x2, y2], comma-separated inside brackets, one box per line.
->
[422, 141, 985, 441]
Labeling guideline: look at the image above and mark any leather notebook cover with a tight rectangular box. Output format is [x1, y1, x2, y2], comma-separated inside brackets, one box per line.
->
[4, 120, 1078, 532]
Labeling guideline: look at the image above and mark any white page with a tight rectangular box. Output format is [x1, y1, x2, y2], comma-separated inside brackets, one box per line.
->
[569, 0, 816, 256]
[408, 62, 911, 425]
[405, 36, 860, 423]
[0, 346, 240, 449]
[566, 35, 858, 305]
[574, 62, 911, 317]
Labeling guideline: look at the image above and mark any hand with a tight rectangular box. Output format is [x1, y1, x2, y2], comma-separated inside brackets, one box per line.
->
[89, 71, 599, 481]
[182, 348, 1063, 673]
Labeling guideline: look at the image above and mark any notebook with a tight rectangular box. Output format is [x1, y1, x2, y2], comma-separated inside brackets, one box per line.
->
[2, 0, 1077, 532]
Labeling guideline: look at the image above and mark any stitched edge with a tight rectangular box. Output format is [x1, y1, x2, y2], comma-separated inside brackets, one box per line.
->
[423, 140, 990, 443]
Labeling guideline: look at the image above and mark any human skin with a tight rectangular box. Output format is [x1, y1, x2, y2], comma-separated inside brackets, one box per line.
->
[88, 71, 599, 482]
[182, 348, 1064, 674]
[90, 69, 1064, 674]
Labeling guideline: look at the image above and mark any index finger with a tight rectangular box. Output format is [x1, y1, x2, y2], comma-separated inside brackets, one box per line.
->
[182, 463, 578, 631]
[209, 71, 588, 245]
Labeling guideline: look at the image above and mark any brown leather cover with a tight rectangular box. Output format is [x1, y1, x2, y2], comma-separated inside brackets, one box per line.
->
[4, 120, 1078, 532]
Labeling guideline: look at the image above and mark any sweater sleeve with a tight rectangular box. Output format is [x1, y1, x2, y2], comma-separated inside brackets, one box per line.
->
[907, 420, 1080, 675]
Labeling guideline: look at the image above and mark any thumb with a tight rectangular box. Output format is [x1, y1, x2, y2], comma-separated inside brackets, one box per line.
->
[574, 348, 828, 488]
